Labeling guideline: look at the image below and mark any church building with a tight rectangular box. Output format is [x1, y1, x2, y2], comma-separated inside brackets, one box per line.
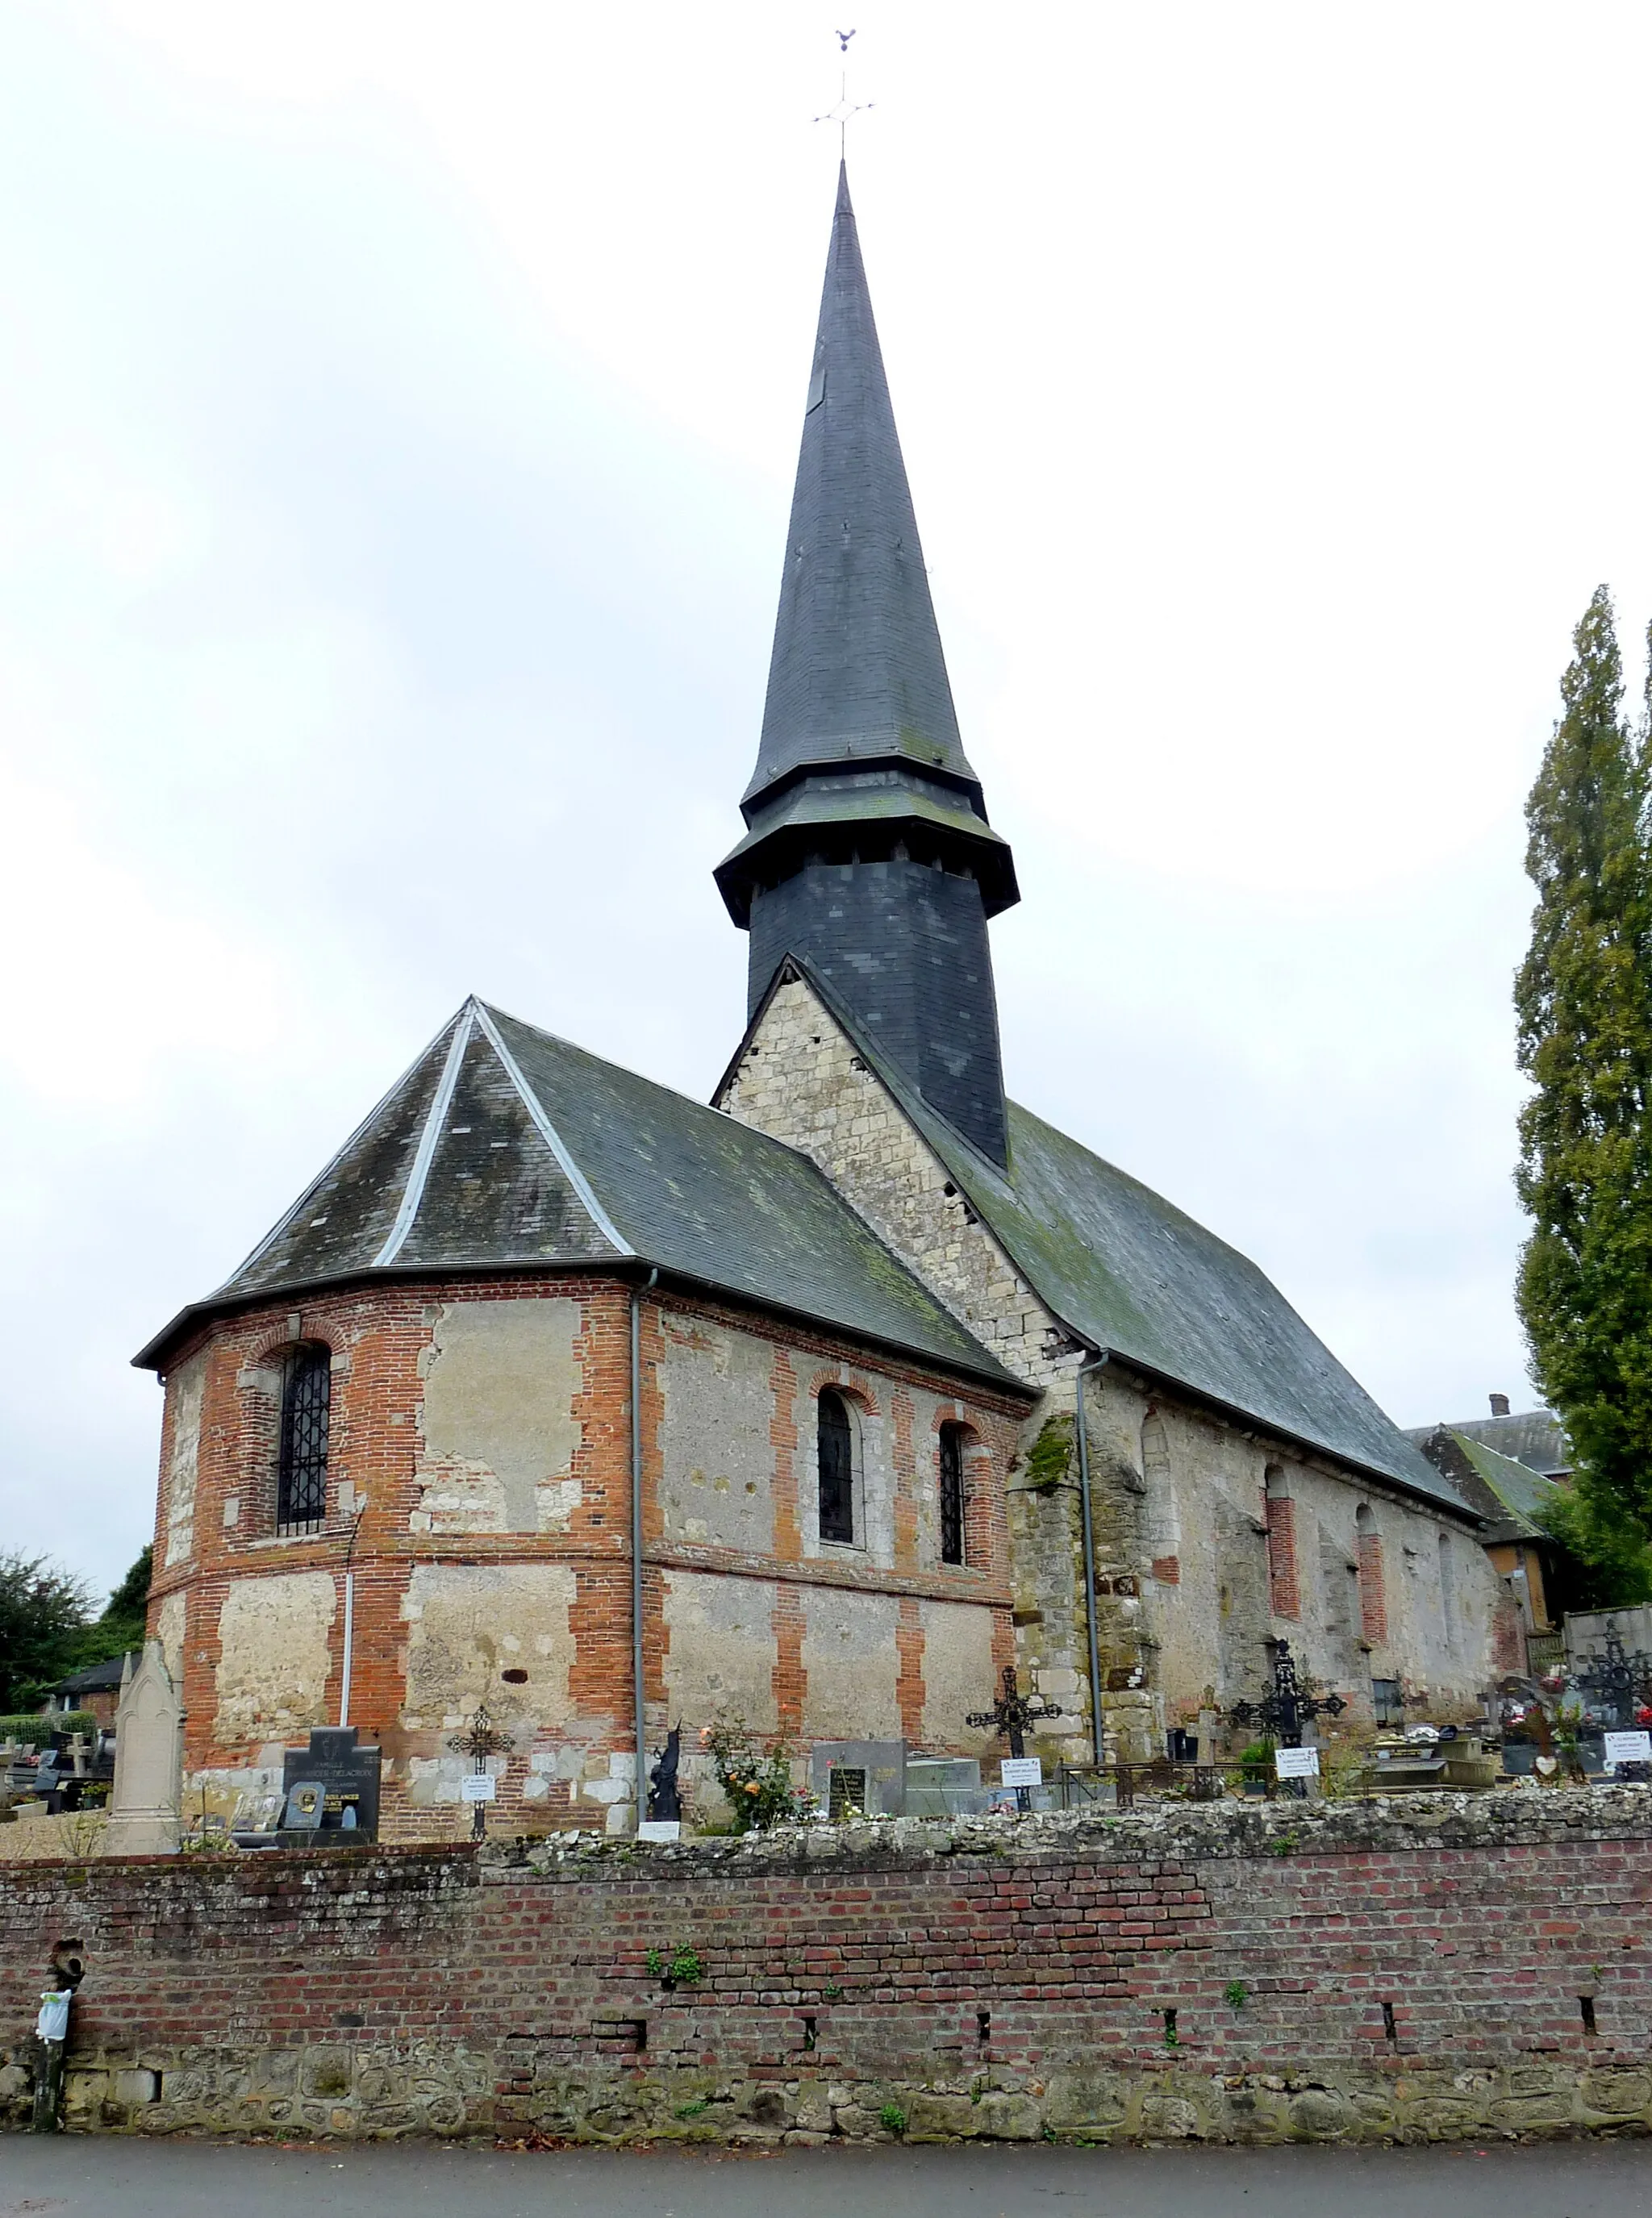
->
[136, 166, 1510, 1839]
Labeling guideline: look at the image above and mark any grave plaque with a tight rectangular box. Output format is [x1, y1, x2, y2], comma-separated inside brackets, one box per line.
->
[1000, 1756, 1042, 1788]
[1604, 1728, 1652, 1770]
[1274, 1745, 1320, 1779]
[811, 1739, 906, 1818]
[283, 1780, 326, 1830]
[280, 1726, 382, 1838]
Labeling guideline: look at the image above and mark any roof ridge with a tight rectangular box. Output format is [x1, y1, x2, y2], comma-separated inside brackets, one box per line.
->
[470, 1001, 635, 1257]
[201, 1009, 468, 1301]
[372, 1004, 474, 1267]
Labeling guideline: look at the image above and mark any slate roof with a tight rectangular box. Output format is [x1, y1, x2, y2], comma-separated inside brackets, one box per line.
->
[1450, 1431, 1563, 1537]
[1404, 1408, 1571, 1479]
[134, 999, 1020, 1391]
[46, 1654, 135, 1699]
[724, 961, 1475, 1516]
[741, 161, 979, 810]
[1410, 1424, 1563, 1541]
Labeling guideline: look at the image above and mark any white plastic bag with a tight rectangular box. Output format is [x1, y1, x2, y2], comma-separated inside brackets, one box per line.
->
[36, 1989, 71, 2043]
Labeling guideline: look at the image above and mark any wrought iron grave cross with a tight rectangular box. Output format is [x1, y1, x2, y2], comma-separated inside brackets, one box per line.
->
[967, 1664, 1062, 1812]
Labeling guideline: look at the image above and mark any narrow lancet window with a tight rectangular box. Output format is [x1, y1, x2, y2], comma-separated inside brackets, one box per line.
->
[939, 1423, 966, 1566]
[277, 1344, 331, 1532]
[818, 1389, 855, 1545]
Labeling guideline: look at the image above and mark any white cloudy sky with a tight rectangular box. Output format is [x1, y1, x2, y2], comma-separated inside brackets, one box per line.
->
[6, 2, 1652, 1594]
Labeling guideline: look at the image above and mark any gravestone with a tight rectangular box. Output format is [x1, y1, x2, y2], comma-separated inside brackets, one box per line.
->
[103, 1642, 183, 1857]
[904, 1756, 988, 1817]
[279, 1727, 381, 1839]
[810, 1739, 906, 1819]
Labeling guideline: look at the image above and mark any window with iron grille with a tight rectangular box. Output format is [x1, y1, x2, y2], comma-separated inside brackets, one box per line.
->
[817, 1389, 855, 1545]
[939, 1423, 966, 1566]
[277, 1344, 331, 1532]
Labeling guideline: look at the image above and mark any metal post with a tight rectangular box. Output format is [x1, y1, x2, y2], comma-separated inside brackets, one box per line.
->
[632, 1267, 657, 1834]
[338, 1570, 354, 1730]
[31, 2039, 65, 2133]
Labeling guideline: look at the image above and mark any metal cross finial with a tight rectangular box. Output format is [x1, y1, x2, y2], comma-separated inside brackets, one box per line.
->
[814, 28, 873, 155]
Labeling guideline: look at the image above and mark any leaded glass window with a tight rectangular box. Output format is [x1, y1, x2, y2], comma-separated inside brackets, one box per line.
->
[939, 1423, 966, 1566]
[277, 1344, 330, 1532]
[818, 1389, 854, 1545]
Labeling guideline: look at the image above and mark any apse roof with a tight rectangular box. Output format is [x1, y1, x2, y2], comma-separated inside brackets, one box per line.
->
[726, 961, 1475, 1517]
[134, 999, 1020, 1391]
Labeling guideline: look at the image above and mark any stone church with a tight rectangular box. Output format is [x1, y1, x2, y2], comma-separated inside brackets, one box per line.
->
[136, 165, 1509, 1839]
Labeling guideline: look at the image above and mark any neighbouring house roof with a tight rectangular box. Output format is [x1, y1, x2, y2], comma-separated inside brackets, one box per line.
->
[46, 1653, 135, 1699]
[1404, 1407, 1571, 1480]
[724, 960, 1476, 1518]
[1411, 1424, 1565, 1542]
[134, 999, 1020, 1394]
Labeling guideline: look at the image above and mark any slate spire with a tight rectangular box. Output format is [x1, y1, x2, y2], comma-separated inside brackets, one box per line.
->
[745, 160, 976, 803]
[716, 162, 1019, 1166]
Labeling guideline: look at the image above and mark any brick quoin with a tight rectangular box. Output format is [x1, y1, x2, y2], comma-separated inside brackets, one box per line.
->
[2, 1799, 1650, 2145]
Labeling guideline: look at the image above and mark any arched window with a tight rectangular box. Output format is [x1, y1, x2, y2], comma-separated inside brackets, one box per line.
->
[1140, 1411, 1179, 1574]
[818, 1389, 855, 1545]
[1437, 1529, 1457, 1650]
[277, 1344, 331, 1533]
[938, 1423, 967, 1566]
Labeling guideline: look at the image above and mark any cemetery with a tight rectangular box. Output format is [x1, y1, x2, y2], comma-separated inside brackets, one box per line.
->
[2, 1777, 1652, 2147]
[2, 1620, 1652, 2145]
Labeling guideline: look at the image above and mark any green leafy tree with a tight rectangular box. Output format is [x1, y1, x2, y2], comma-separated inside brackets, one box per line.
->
[56, 1545, 153, 1681]
[1516, 586, 1652, 1597]
[0, 1552, 94, 1710]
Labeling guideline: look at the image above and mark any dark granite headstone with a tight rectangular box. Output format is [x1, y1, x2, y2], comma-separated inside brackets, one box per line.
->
[280, 1727, 382, 1839]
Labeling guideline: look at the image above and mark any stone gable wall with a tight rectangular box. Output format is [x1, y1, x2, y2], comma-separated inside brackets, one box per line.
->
[3, 1791, 1650, 2145]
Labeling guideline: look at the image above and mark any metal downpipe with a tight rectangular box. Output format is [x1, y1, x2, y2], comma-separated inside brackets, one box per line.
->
[1073, 1350, 1109, 1766]
[631, 1267, 658, 1827]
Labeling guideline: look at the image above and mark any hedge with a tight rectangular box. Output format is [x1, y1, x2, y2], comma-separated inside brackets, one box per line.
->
[0, 1711, 97, 1749]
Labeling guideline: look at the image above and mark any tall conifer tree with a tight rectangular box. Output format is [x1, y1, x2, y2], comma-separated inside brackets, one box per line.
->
[1516, 586, 1652, 1584]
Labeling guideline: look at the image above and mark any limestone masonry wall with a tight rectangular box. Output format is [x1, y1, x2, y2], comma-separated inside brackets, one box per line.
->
[719, 976, 1509, 1745]
[4, 1790, 1650, 2146]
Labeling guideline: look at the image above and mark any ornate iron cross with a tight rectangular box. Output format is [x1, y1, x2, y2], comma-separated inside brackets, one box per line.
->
[967, 1664, 1062, 1811]
[1573, 1620, 1652, 1727]
[1227, 1640, 1345, 1749]
[448, 1701, 511, 1841]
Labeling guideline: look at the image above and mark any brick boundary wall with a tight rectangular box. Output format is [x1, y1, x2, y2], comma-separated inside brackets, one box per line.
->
[2, 1788, 1651, 2146]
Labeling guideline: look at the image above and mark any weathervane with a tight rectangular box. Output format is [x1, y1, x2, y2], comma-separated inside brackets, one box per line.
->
[814, 27, 874, 154]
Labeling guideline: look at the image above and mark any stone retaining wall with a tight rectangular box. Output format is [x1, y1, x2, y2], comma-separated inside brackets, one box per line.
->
[2, 1788, 1650, 2145]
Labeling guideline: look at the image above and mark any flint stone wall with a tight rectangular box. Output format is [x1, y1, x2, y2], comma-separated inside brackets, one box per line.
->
[2, 1787, 1650, 2147]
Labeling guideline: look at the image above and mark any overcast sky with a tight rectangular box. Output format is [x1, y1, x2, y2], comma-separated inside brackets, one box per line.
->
[6, 2, 1651, 1595]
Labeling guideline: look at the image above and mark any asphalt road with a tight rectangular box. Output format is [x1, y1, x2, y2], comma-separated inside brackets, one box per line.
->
[2, 2137, 1650, 2216]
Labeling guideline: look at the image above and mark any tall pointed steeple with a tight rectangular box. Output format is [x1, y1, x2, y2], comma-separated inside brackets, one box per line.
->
[716, 164, 1019, 1166]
